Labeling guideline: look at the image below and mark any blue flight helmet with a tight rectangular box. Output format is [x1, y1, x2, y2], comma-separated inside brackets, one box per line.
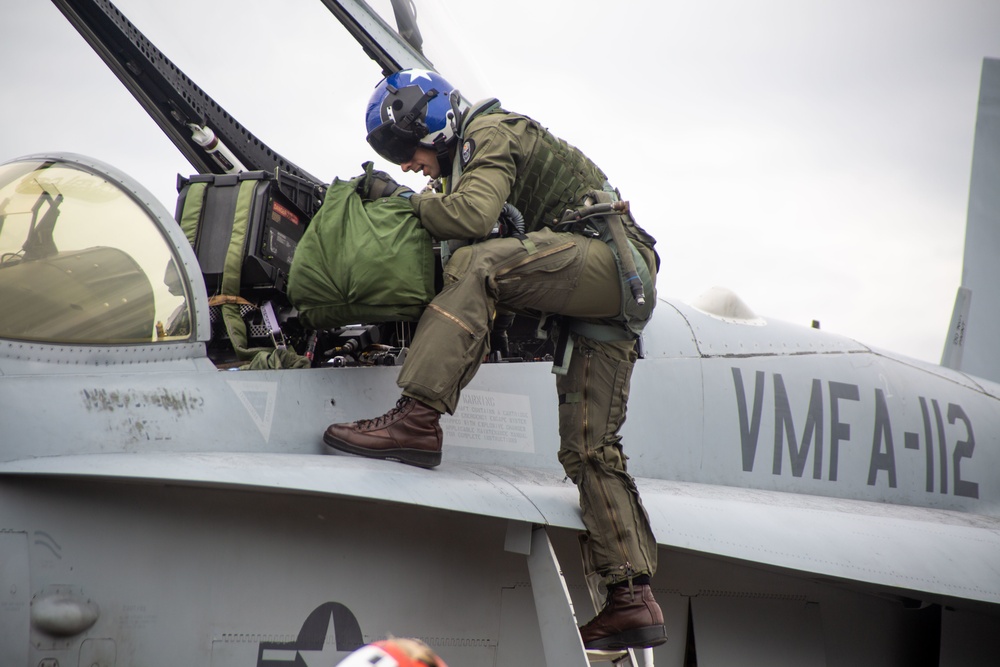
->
[365, 69, 462, 174]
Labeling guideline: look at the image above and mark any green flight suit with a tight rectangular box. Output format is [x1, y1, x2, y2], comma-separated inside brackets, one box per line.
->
[402, 106, 659, 586]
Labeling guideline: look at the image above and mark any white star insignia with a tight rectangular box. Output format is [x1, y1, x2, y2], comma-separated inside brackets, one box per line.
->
[405, 68, 435, 84]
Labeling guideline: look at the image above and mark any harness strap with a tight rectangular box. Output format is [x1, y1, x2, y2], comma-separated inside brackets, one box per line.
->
[219, 179, 268, 360]
[551, 322, 574, 375]
[568, 318, 638, 342]
[548, 313, 636, 377]
[178, 181, 207, 247]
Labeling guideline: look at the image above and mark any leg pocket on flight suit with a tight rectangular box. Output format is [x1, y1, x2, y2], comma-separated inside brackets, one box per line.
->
[442, 243, 475, 287]
[493, 240, 583, 313]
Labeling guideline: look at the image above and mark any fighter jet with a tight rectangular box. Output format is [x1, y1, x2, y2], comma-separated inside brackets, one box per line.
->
[0, 1, 997, 666]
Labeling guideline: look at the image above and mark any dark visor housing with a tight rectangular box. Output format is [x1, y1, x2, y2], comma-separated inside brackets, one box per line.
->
[366, 122, 419, 164]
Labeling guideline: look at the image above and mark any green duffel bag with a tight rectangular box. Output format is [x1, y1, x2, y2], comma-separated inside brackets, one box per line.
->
[287, 165, 435, 329]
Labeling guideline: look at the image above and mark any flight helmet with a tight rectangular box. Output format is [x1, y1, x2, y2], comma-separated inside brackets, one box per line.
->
[365, 69, 462, 170]
[335, 640, 449, 667]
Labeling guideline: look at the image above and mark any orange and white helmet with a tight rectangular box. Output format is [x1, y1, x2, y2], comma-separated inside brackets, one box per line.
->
[336, 640, 448, 667]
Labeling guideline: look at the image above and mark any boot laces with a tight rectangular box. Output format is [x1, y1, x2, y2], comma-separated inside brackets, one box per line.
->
[586, 584, 614, 614]
[356, 397, 411, 430]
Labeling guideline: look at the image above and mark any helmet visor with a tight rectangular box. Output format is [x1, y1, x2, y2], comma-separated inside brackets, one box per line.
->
[366, 122, 418, 165]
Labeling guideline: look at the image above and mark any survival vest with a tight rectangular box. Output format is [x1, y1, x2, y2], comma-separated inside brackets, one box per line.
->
[451, 101, 657, 253]
[450, 102, 659, 355]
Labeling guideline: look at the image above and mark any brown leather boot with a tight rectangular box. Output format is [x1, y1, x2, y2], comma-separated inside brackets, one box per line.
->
[323, 397, 443, 468]
[579, 583, 667, 650]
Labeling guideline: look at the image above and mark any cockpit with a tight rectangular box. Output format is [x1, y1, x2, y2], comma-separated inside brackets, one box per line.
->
[0, 152, 554, 369]
[0, 154, 195, 345]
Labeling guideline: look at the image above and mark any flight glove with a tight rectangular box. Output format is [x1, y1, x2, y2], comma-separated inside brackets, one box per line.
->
[357, 161, 413, 201]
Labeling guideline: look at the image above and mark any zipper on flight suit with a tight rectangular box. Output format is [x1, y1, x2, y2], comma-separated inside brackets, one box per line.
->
[582, 346, 633, 582]
[494, 241, 574, 278]
[427, 303, 476, 337]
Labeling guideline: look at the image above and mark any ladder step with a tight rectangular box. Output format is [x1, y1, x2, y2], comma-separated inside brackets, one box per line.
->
[585, 648, 632, 664]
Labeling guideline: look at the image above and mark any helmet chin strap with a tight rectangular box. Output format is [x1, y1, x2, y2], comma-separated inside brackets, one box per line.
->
[433, 135, 453, 177]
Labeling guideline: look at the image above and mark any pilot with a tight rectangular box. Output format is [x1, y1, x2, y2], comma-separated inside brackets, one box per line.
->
[324, 69, 665, 651]
[335, 638, 447, 667]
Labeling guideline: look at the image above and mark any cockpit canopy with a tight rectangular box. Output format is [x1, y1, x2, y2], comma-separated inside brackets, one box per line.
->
[0, 155, 194, 344]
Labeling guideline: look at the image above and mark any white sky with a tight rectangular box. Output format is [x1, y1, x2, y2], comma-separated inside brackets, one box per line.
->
[2, 0, 998, 364]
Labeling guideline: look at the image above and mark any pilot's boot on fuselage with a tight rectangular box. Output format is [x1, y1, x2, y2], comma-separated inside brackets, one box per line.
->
[323, 396, 443, 468]
[580, 581, 668, 651]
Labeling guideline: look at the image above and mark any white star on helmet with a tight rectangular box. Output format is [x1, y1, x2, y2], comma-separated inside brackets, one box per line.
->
[405, 69, 435, 84]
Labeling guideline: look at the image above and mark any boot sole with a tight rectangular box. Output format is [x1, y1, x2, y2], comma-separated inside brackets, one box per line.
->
[584, 624, 668, 651]
[323, 433, 442, 469]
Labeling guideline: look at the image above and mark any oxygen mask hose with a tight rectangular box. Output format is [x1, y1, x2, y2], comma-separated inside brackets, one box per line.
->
[561, 201, 646, 306]
[604, 201, 646, 306]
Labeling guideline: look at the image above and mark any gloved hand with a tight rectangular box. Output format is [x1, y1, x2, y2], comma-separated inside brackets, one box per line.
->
[357, 161, 413, 201]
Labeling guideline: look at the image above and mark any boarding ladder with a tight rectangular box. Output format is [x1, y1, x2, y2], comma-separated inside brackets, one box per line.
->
[506, 522, 654, 666]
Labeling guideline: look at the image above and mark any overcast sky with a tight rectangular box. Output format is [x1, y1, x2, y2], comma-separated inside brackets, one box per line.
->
[2, 0, 998, 364]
